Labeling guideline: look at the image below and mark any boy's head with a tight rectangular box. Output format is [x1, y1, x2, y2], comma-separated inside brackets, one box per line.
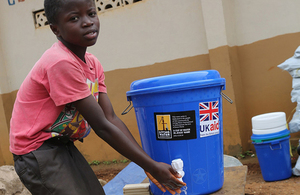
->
[44, 0, 100, 49]
[44, 0, 96, 24]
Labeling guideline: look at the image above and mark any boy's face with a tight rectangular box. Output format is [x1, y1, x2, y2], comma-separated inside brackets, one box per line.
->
[51, 0, 100, 48]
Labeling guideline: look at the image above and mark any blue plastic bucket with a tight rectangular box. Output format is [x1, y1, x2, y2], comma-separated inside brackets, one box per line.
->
[251, 129, 292, 181]
[126, 70, 226, 195]
[251, 112, 292, 182]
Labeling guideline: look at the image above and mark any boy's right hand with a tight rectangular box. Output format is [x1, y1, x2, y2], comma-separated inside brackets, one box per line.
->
[145, 162, 186, 195]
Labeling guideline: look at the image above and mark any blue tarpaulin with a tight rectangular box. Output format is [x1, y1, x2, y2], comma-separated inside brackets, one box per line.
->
[103, 162, 147, 195]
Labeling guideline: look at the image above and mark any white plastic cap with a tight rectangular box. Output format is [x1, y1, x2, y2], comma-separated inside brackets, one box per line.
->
[171, 159, 184, 182]
[172, 159, 183, 170]
[251, 112, 287, 134]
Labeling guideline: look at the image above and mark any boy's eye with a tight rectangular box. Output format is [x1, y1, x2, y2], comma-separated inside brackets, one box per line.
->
[70, 16, 79, 21]
[89, 12, 97, 17]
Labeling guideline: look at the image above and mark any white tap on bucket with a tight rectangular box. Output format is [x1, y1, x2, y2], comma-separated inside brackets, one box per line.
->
[171, 159, 185, 182]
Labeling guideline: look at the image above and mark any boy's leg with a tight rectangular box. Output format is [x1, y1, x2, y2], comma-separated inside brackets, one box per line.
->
[13, 153, 52, 194]
[14, 138, 105, 195]
[63, 140, 106, 195]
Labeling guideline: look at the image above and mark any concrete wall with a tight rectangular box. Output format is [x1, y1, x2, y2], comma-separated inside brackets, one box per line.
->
[1, 0, 300, 165]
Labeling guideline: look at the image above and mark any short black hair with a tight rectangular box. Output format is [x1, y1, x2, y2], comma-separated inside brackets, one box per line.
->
[44, 0, 64, 24]
[44, 0, 96, 25]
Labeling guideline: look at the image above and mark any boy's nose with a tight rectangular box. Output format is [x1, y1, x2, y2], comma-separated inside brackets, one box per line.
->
[82, 17, 94, 27]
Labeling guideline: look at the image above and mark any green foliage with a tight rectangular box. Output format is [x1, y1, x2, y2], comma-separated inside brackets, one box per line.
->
[103, 161, 111, 165]
[291, 145, 297, 152]
[120, 159, 129, 163]
[89, 159, 130, 166]
[89, 160, 101, 166]
[238, 150, 255, 159]
[112, 159, 118, 164]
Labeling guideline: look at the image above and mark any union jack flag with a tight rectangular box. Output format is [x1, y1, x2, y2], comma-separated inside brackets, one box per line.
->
[199, 101, 219, 122]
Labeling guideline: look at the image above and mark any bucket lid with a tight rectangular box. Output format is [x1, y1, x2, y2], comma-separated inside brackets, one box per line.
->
[251, 112, 286, 131]
[251, 129, 290, 143]
[126, 70, 225, 99]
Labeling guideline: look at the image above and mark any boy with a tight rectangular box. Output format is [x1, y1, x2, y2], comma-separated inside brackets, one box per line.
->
[9, 0, 185, 194]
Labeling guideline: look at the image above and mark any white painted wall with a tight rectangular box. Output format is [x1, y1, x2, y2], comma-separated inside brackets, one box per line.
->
[201, 0, 228, 50]
[2, 0, 300, 94]
[0, 23, 8, 94]
[0, 0, 208, 93]
[0, 0, 56, 94]
[92, 0, 208, 71]
[233, 0, 300, 46]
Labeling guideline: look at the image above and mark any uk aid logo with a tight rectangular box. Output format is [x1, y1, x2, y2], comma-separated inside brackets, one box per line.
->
[199, 101, 219, 137]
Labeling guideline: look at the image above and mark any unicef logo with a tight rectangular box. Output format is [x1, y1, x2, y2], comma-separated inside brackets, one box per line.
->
[192, 168, 207, 184]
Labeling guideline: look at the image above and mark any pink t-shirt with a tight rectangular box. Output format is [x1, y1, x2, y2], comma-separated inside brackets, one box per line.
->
[10, 41, 107, 155]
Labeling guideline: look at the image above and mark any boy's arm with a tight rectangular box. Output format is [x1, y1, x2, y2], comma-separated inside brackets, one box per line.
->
[97, 92, 184, 194]
[73, 94, 185, 193]
[97, 93, 140, 148]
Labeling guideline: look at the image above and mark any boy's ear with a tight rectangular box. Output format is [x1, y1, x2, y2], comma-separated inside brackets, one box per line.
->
[50, 24, 61, 37]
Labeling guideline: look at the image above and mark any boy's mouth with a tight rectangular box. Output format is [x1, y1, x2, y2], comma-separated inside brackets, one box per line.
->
[84, 30, 98, 40]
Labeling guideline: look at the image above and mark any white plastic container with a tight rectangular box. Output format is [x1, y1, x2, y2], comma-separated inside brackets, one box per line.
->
[171, 159, 185, 182]
[251, 112, 287, 135]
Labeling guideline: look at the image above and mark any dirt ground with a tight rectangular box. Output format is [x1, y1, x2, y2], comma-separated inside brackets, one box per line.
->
[93, 154, 300, 195]
[241, 155, 300, 195]
[93, 162, 129, 183]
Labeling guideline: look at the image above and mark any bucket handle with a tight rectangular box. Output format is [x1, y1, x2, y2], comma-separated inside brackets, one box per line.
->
[122, 91, 233, 115]
[221, 92, 233, 104]
[270, 142, 282, 150]
[121, 101, 133, 115]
